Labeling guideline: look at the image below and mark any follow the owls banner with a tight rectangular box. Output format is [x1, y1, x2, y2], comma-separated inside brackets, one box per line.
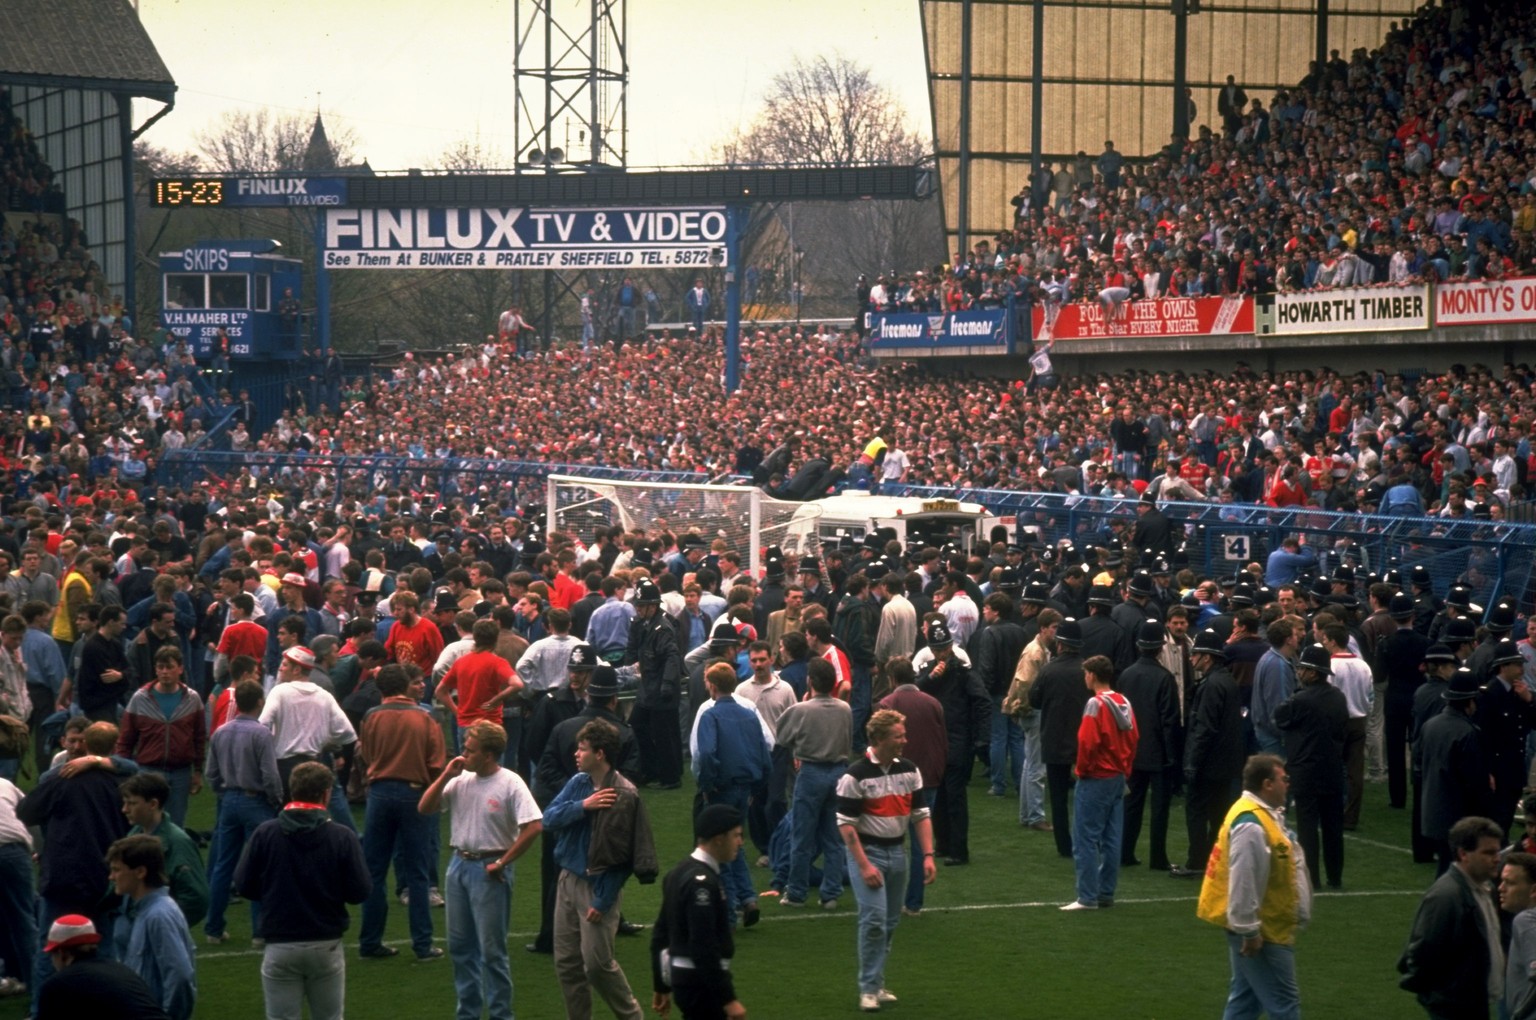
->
[322, 206, 729, 269]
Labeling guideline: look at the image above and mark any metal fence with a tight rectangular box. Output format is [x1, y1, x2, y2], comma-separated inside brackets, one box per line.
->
[879, 485, 1536, 615]
[157, 452, 1536, 611]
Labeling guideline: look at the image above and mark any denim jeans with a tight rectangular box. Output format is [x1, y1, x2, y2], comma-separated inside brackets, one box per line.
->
[0, 842, 35, 990]
[1017, 713, 1046, 825]
[261, 939, 346, 1020]
[360, 780, 435, 956]
[446, 854, 514, 1020]
[162, 763, 193, 828]
[702, 784, 756, 923]
[850, 665, 872, 751]
[206, 791, 277, 937]
[1071, 775, 1125, 906]
[788, 761, 847, 903]
[904, 790, 935, 912]
[1223, 932, 1299, 1020]
[846, 842, 907, 995]
[989, 695, 1024, 793]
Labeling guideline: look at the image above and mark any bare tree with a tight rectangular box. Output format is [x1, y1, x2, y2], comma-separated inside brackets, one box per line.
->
[719, 54, 922, 167]
[193, 109, 358, 173]
[714, 54, 943, 318]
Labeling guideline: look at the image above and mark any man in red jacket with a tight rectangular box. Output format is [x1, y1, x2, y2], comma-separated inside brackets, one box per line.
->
[1061, 655, 1138, 912]
[115, 646, 206, 827]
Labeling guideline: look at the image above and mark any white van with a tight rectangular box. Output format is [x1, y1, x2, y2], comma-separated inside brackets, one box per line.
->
[780, 492, 1001, 557]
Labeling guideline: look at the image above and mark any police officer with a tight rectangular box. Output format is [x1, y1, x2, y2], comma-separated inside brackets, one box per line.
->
[651, 804, 747, 1020]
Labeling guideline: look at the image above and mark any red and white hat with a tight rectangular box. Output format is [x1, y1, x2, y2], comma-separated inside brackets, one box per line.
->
[281, 572, 308, 587]
[283, 646, 316, 670]
[44, 914, 101, 952]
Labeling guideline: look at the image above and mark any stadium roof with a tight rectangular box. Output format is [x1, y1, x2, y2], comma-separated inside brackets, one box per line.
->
[0, 0, 175, 102]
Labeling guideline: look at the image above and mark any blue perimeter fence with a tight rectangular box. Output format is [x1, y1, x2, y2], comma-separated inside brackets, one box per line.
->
[160, 452, 1536, 614]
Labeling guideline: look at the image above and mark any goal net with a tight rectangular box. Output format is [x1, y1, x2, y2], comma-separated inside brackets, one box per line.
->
[547, 474, 821, 573]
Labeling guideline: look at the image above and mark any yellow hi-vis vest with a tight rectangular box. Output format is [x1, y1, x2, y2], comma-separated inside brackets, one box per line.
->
[52, 570, 92, 643]
[1196, 796, 1301, 946]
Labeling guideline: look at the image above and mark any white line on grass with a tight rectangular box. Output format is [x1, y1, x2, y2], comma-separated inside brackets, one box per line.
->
[1344, 832, 1414, 855]
[197, 890, 1422, 960]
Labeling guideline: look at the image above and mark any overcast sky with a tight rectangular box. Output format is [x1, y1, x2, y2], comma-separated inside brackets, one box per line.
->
[134, 0, 933, 171]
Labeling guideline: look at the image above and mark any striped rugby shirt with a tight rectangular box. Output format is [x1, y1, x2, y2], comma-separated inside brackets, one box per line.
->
[834, 749, 929, 846]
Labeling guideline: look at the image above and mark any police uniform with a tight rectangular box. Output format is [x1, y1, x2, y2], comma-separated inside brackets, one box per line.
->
[652, 806, 740, 1020]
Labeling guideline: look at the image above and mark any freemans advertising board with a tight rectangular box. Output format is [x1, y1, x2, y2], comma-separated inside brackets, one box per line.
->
[867, 308, 1014, 355]
[1033, 296, 1252, 340]
[1435, 277, 1536, 327]
[322, 206, 729, 270]
[1272, 284, 1430, 334]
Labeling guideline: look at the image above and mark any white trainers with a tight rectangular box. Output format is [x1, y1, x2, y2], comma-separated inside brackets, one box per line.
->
[859, 992, 881, 1012]
[1059, 901, 1098, 911]
[429, 887, 445, 908]
[398, 890, 410, 906]
[877, 989, 899, 1003]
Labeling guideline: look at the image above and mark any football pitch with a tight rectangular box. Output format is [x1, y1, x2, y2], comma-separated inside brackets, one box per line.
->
[7, 773, 1435, 1019]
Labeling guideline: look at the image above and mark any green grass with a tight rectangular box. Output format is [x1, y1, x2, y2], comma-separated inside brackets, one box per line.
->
[5, 772, 1435, 1018]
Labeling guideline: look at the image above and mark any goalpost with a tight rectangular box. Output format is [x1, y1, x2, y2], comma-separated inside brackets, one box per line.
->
[546, 474, 822, 570]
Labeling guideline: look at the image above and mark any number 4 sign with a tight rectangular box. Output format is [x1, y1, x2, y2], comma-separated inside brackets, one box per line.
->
[1223, 535, 1250, 561]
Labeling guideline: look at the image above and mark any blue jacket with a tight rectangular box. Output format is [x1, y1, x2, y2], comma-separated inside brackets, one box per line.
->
[115, 887, 197, 1020]
[1263, 546, 1316, 587]
[543, 771, 630, 913]
[695, 697, 770, 792]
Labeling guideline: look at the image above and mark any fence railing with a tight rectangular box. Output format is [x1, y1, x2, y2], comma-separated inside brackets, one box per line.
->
[158, 453, 1536, 610]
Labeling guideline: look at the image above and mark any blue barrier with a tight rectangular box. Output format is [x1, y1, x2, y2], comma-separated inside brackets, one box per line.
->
[158, 451, 1536, 610]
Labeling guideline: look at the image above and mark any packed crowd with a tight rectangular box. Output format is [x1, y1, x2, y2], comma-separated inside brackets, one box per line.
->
[860, 0, 1536, 316]
[0, 465, 1531, 1018]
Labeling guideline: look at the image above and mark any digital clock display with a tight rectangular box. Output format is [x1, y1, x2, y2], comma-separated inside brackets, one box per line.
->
[152, 179, 226, 206]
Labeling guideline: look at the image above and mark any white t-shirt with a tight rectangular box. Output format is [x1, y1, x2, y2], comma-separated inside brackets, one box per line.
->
[442, 767, 542, 853]
[881, 449, 910, 481]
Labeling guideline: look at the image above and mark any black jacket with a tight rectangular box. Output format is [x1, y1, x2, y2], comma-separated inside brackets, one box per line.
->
[1183, 667, 1244, 786]
[651, 855, 736, 1000]
[628, 611, 682, 709]
[1417, 706, 1491, 842]
[1117, 654, 1182, 771]
[538, 703, 641, 801]
[1080, 613, 1133, 671]
[916, 654, 990, 762]
[1274, 682, 1347, 786]
[1029, 652, 1091, 766]
[1398, 865, 1495, 1017]
[1377, 628, 1430, 705]
[972, 619, 1028, 697]
[233, 807, 371, 942]
[1476, 679, 1536, 801]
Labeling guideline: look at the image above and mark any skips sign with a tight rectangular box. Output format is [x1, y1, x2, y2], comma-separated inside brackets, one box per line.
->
[322, 207, 729, 269]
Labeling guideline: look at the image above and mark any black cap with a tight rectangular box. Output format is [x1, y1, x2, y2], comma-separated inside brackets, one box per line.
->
[798, 556, 820, 575]
[1445, 585, 1472, 610]
[1443, 668, 1482, 701]
[927, 620, 953, 647]
[1296, 643, 1332, 676]
[1128, 571, 1155, 597]
[1055, 620, 1084, 646]
[1332, 564, 1355, 583]
[1135, 621, 1165, 649]
[587, 665, 623, 698]
[1422, 643, 1457, 664]
[634, 580, 661, 605]
[1409, 564, 1432, 587]
[1021, 582, 1049, 605]
[1229, 583, 1256, 608]
[1388, 592, 1415, 619]
[1309, 577, 1333, 600]
[1486, 602, 1516, 632]
[434, 591, 460, 613]
[695, 803, 744, 841]
[1192, 628, 1228, 658]
[998, 569, 1023, 592]
[568, 643, 596, 670]
[632, 547, 654, 567]
[1494, 638, 1526, 666]
[1087, 585, 1117, 607]
[1445, 618, 1477, 644]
